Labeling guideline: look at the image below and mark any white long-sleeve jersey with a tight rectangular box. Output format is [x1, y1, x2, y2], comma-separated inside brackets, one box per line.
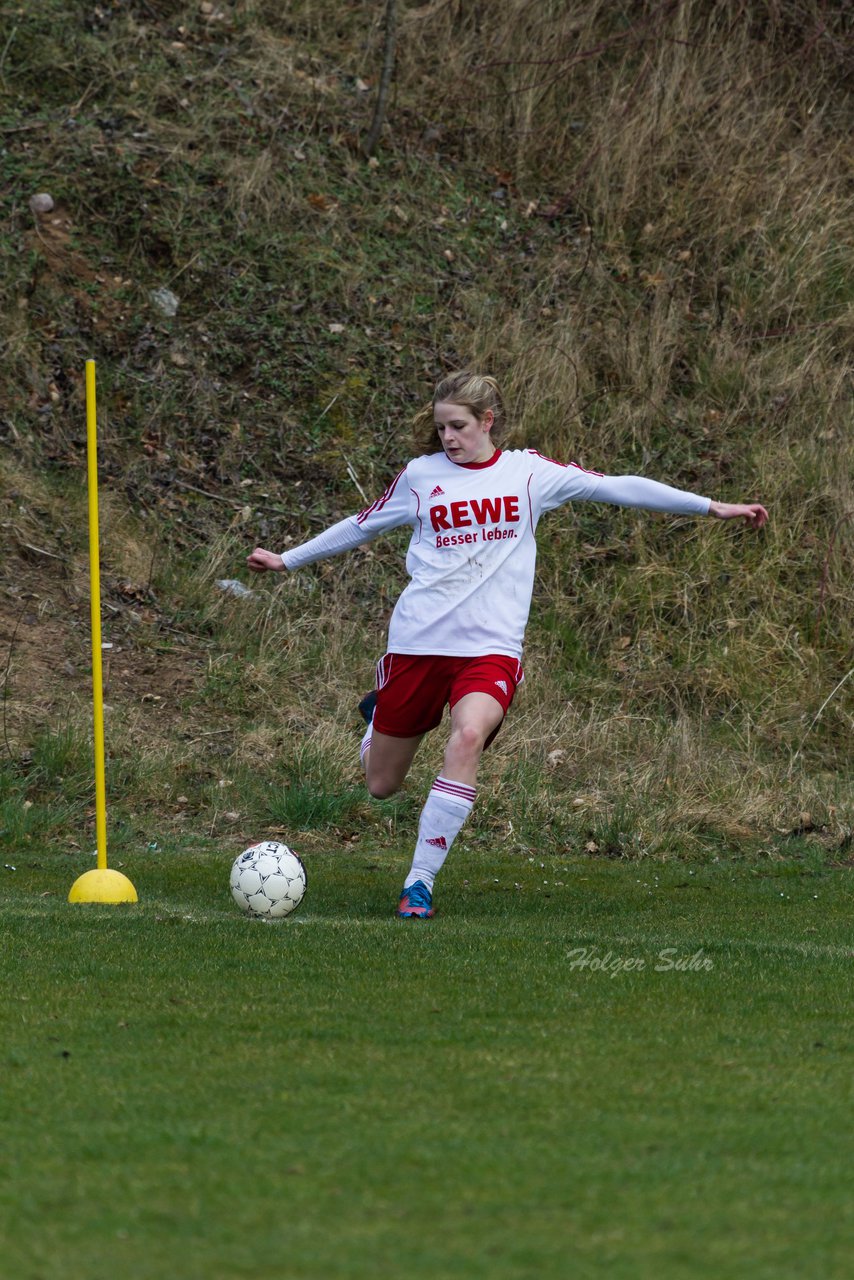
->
[281, 448, 711, 660]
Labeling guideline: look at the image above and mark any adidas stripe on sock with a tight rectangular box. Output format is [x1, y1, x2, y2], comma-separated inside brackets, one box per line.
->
[403, 775, 476, 892]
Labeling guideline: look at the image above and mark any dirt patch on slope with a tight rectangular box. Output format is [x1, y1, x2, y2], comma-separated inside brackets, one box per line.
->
[0, 545, 205, 751]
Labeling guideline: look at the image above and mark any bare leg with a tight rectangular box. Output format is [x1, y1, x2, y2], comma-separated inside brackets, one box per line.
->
[364, 729, 423, 799]
[442, 691, 505, 786]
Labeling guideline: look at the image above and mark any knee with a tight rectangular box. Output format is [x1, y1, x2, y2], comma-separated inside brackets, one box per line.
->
[447, 722, 486, 762]
[367, 775, 398, 801]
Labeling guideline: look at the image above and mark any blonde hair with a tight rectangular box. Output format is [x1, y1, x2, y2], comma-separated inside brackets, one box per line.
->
[412, 371, 507, 454]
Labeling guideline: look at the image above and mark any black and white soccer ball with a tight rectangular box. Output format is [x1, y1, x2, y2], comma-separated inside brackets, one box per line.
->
[230, 841, 307, 919]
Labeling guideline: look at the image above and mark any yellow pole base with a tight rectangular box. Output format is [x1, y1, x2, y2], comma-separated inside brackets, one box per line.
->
[68, 868, 138, 904]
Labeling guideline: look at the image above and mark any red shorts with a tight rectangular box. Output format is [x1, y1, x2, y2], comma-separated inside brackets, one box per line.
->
[373, 653, 524, 742]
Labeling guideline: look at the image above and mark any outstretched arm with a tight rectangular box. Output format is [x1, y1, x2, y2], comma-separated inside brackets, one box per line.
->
[528, 453, 769, 531]
[246, 514, 368, 573]
[708, 501, 768, 528]
[247, 466, 413, 575]
[586, 474, 768, 530]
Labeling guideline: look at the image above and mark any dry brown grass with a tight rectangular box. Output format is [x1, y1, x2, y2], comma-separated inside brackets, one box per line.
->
[1, 0, 851, 857]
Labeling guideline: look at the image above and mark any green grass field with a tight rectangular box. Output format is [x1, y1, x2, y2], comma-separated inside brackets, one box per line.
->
[2, 848, 851, 1280]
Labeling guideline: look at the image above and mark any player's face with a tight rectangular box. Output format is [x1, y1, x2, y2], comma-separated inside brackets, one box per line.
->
[434, 401, 495, 465]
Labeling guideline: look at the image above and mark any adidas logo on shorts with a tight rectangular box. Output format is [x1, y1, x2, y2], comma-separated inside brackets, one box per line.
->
[494, 679, 508, 695]
[429, 485, 445, 498]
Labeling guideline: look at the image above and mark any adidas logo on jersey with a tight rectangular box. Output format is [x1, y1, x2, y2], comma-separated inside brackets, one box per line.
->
[430, 485, 445, 498]
[494, 679, 508, 695]
[426, 836, 447, 849]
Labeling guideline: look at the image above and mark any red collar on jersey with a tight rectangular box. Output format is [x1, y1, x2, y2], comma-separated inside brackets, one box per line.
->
[459, 448, 502, 470]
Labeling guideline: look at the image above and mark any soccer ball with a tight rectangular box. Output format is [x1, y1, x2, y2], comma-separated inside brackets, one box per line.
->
[230, 841, 307, 919]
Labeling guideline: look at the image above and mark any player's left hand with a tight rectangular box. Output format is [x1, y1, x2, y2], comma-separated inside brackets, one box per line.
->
[709, 502, 769, 529]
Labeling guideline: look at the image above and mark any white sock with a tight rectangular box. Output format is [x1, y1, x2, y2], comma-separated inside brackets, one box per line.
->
[404, 776, 476, 892]
[359, 721, 373, 768]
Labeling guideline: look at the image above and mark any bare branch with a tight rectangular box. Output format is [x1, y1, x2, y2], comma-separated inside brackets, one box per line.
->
[363, 0, 397, 158]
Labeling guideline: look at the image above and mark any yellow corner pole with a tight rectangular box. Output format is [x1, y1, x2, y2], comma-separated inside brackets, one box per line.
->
[69, 360, 137, 905]
[87, 358, 109, 872]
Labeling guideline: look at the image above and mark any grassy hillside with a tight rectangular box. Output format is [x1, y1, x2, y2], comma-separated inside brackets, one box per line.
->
[1, 0, 852, 864]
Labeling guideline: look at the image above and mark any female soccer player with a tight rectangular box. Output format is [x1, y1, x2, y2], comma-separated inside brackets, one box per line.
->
[248, 372, 767, 919]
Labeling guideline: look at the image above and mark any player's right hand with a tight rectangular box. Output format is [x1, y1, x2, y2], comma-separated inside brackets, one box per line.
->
[247, 547, 285, 572]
